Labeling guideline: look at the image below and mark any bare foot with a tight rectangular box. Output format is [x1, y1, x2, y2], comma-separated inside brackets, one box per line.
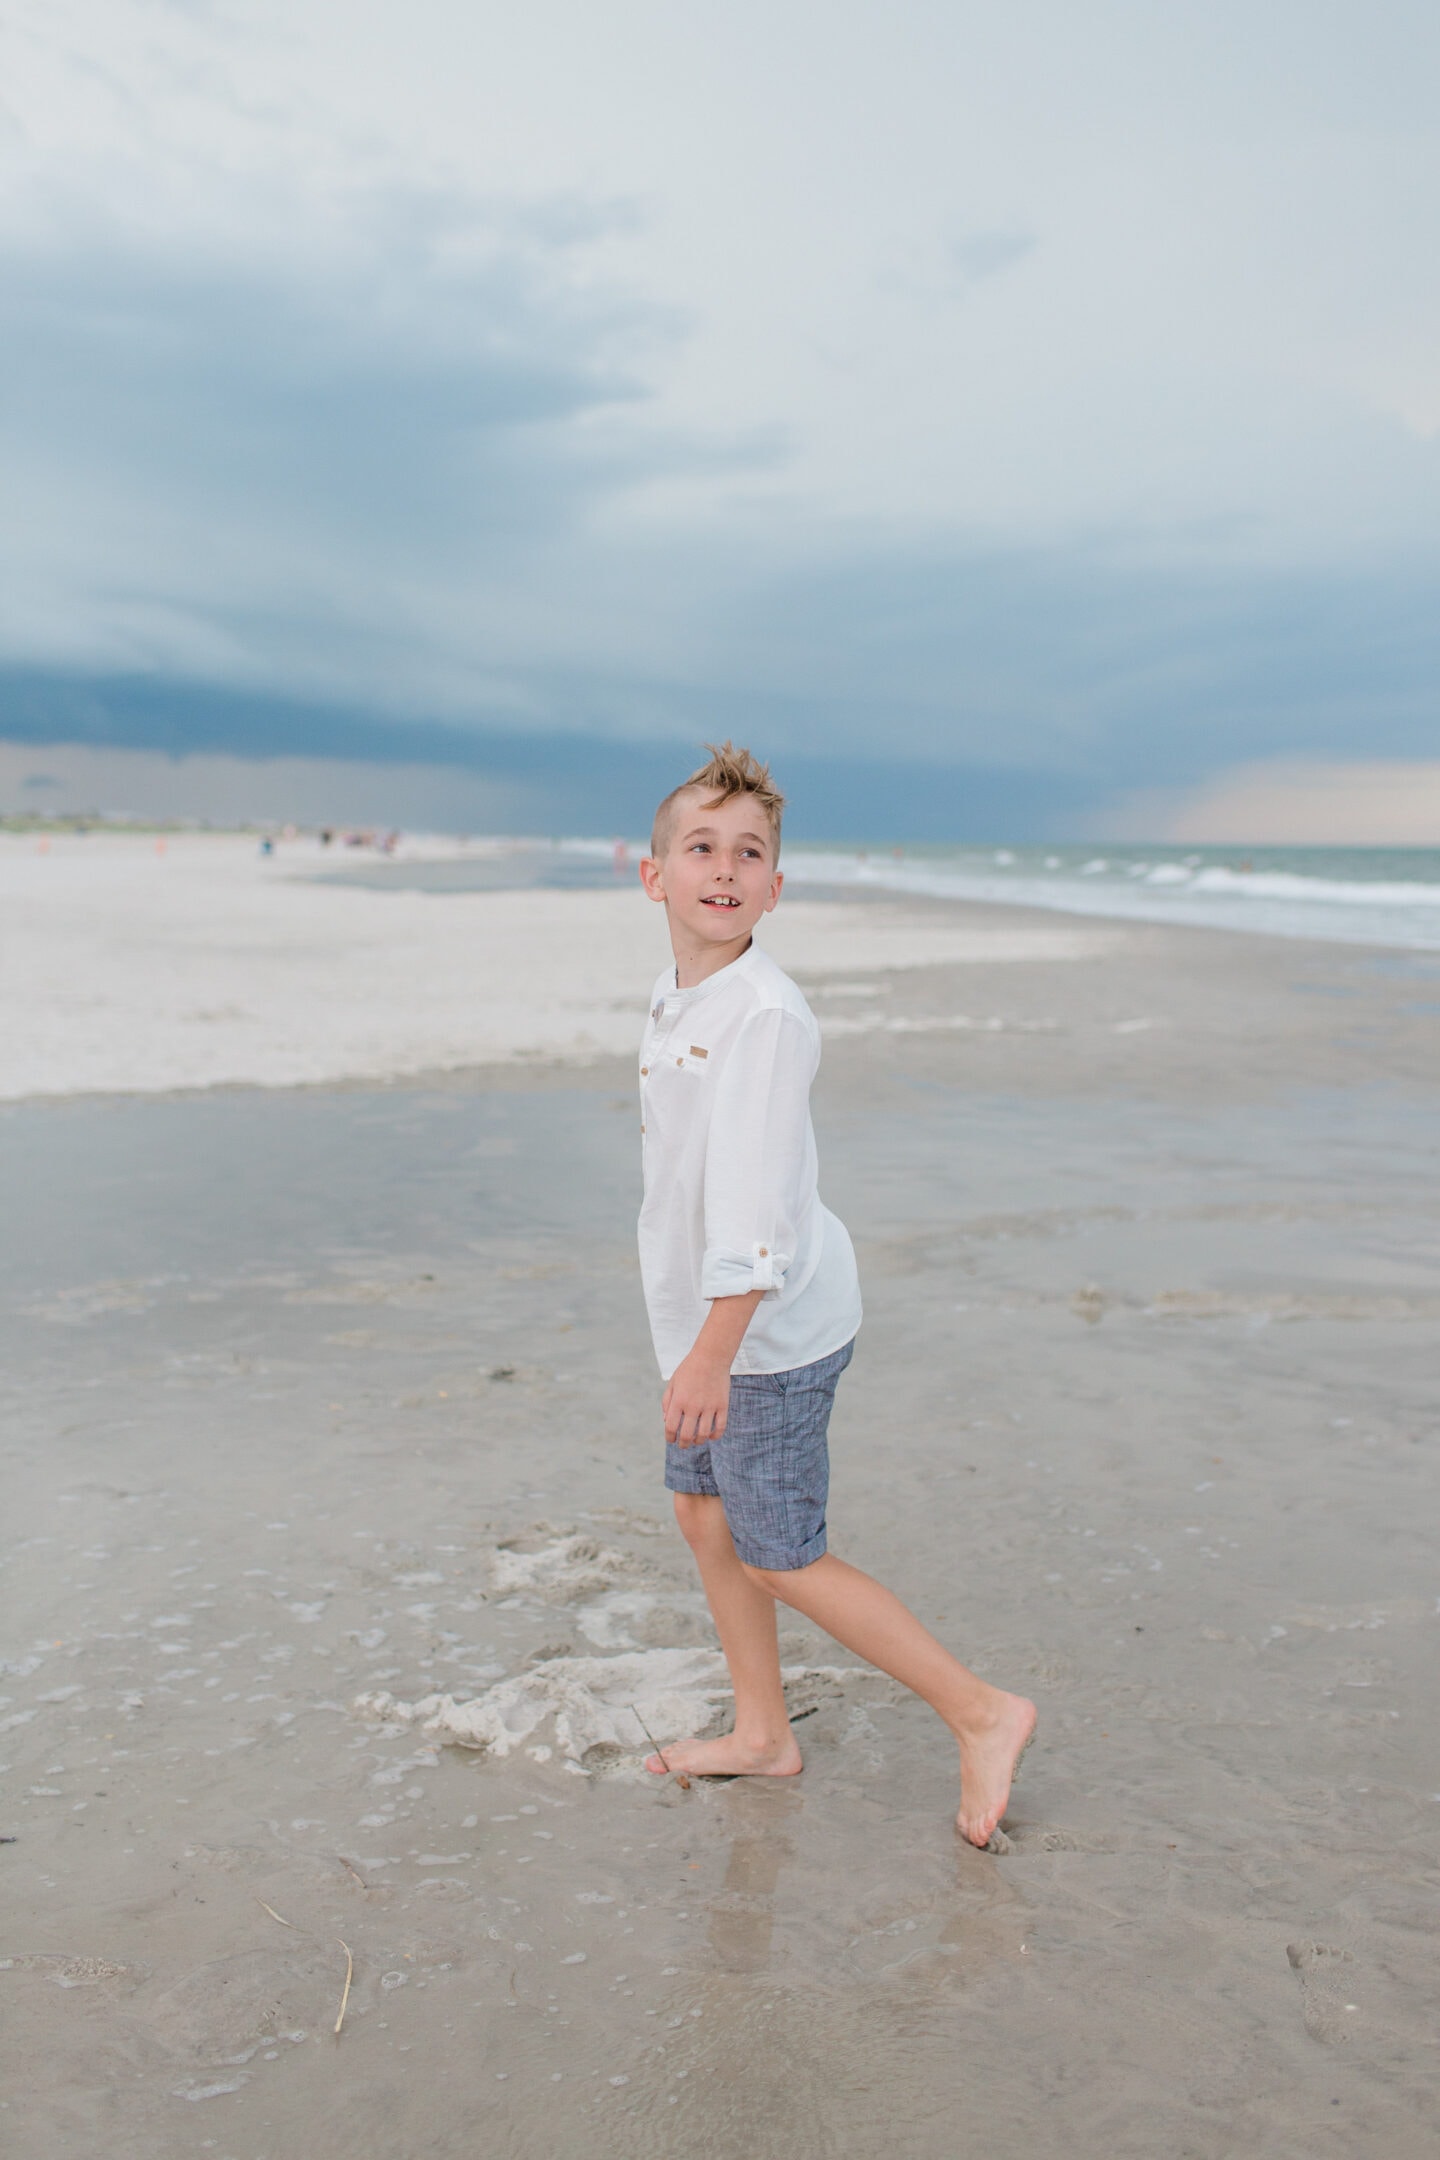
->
[955, 1692, 1037, 1848]
[644, 1730, 803, 1779]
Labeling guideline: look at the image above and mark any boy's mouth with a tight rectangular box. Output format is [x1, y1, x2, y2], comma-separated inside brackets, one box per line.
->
[701, 895, 741, 909]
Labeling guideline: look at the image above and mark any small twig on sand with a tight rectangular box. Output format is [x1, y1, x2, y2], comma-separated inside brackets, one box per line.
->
[334, 1940, 354, 2037]
[255, 1899, 298, 1929]
[336, 1855, 369, 1890]
[630, 1705, 690, 1790]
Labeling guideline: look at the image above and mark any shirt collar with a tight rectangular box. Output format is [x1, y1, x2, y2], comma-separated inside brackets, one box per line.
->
[660, 941, 763, 1010]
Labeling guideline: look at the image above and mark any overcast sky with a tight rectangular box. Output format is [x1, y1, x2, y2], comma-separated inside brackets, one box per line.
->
[2, 0, 1438, 832]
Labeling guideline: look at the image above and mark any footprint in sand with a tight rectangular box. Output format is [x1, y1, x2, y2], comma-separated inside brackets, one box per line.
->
[1286, 1941, 1356, 2044]
[986, 1826, 1113, 1855]
[141, 1945, 336, 2063]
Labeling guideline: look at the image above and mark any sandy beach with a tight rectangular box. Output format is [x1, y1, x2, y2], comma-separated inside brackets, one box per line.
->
[0, 831, 1114, 1099]
[3, 839, 1439, 2157]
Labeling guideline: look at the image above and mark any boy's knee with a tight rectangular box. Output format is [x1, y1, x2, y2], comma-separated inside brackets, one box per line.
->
[672, 1490, 725, 1548]
[743, 1558, 815, 1600]
[742, 1561, 788, 1598]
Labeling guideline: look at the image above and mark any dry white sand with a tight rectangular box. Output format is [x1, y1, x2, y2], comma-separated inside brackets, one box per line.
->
[2, 831, 1112, 1099]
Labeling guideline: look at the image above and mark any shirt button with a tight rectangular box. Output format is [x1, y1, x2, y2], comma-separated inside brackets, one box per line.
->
[640, 1066, 648, 1076]
[759, 1246, 768, 1256]
[676, 1056, 683, 1066]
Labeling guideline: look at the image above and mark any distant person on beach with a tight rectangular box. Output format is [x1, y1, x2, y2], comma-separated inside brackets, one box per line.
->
[636, 743, 1036, 1846]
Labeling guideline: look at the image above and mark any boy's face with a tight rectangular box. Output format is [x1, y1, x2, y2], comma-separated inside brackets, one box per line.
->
[639, 788, 782, 965]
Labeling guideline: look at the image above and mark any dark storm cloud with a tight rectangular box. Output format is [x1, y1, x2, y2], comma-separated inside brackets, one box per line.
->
[6, 528, 1437, 838]
[661, 539, 1440, 792]
[0, 663, 1097, 838]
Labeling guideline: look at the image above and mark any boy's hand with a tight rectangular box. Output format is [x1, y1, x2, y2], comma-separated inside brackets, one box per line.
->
[663, 1350, 732, 1446]
[662, 1292, 761, 1445]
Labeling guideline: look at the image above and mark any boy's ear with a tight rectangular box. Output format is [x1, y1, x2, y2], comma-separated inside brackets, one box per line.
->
[638, 854, 667, 903]
[764, 868, 784, 912]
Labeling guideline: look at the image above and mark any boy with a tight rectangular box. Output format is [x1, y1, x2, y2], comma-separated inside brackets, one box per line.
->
[637, 743, 1036, 1848]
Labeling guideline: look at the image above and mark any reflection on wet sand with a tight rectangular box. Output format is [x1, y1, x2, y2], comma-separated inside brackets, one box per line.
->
[704, 1783, 804, 1972]
[697, 1774, 1032, 1996]
[598, 1785, 1038, 2160]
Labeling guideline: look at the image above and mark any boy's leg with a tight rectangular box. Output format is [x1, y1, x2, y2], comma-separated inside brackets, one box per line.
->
[649, 1494, 801, 1777]
[747, 1552, 1036, 1849]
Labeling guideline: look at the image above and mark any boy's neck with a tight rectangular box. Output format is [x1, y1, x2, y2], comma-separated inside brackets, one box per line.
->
[672, 932, 753, 990]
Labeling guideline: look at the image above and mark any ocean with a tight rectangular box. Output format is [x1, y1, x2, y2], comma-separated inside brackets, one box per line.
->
[780, 842, 1440, 954]
[336, 838, 1440, 954]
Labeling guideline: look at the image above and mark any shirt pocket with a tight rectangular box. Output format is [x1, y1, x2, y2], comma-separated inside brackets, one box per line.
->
[669, 1042, 713, 1078]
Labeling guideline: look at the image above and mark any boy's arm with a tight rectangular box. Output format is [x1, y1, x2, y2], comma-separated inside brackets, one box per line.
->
[663, 1289, 765, 1445]
[666, 1007, 817, 1447]
[701, 1007, 815, 1304]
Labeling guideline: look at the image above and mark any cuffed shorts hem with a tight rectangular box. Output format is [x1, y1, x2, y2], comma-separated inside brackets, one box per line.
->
[729, 1524, 828, 1572]
[664, 1454, 721, 1497]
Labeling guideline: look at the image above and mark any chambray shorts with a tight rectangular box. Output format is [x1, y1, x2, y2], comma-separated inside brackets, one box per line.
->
[664, 1338, 855, 1571]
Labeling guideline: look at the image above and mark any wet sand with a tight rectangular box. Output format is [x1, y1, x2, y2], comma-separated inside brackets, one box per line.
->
[3, 907, 1439, 2157]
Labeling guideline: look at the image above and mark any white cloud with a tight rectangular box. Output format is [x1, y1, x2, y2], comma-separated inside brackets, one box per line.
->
[7, 0, 1440, 545]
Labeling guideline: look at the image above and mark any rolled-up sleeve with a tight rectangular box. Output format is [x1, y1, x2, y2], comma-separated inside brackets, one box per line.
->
[700, 1007, 817, 1301]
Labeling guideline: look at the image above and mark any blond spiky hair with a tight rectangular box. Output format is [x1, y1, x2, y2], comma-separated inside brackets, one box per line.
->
[651, 742, 785, 861]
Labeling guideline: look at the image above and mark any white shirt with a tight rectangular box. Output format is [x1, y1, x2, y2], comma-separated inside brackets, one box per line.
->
[637, 942, 863, 1378]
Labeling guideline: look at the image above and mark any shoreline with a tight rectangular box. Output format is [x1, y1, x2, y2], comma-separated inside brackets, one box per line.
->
[5, 822, 1438, 1107]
